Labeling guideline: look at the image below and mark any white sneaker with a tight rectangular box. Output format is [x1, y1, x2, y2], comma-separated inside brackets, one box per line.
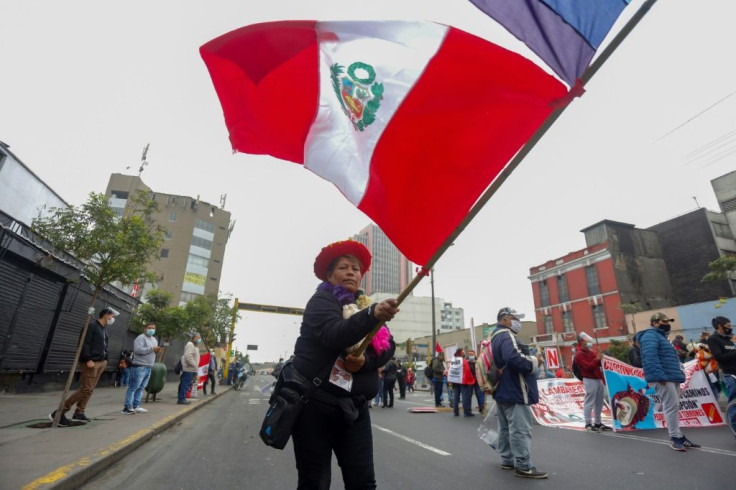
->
[134, 407, 148, 414]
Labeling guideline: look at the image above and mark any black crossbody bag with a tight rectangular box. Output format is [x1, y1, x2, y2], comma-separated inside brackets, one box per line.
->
[259, 360, 333, 450]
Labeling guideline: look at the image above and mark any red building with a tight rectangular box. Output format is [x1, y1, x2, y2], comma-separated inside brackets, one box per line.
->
[528, 220, 675, 370]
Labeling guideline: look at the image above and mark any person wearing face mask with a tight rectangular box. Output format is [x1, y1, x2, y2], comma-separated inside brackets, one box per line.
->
[122, 322, 162, 414]
[707, 316, 736, 433]
[466, 349, 485, 414]
[49, 307, 117, 426]
[178, 332, 202, 405]
[573, 333, 611, 432]
[638, 312, 700, 451]
[491, 307, 547, 479]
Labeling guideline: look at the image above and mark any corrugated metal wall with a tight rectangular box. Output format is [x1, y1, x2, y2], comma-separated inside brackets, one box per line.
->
[0, 232, 138, 374]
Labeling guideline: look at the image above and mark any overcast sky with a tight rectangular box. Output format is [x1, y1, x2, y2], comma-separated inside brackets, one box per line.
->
[2, 1, 735, 362]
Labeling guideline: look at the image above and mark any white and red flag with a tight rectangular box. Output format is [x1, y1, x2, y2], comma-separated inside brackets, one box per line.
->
[196, 352, 211, 391]
[200, 20, 567, 265]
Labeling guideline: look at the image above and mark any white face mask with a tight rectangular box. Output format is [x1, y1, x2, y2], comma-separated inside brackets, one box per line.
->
[510, 320, 522, 334]
[107, 317, 116, 325]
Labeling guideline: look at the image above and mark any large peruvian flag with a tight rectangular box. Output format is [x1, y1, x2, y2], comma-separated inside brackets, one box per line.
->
[200, 21, 567, 265]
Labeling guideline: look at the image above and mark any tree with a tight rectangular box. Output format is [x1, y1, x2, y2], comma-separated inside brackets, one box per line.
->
[130, 289, 190, 361]
[606, 339, 630, 364]
[32, 191, 164, 427]
[620, 301, 642, 335]
[209, 294, 240, 345]
[702, 256, 736, 283]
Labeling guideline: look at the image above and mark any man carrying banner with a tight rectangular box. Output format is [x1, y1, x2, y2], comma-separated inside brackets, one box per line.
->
[574, 333, 612, 432]
[638, 312, 700, 451]
[491, 307, 547, 479]
[707, 316, 736, 434]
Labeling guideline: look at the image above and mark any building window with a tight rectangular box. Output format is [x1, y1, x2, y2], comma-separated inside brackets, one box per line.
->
[165, 230, 173, 240]
[180, 292, 200, 303]
[544, 315, 553, 334]
[592, 304, 606, 329]
[169, 212, 176, 222]
[195, 219, 215, 233]
[558, 275, 569, 303]
[110, 190, 129, 199]
[562, 310, 574, 332]
[712, 221, 734, 239]
[539, 280, 550, 307]
[586, 265, 600, 296]
[160, 248, 169, 258]
[191, 236, 212, 250]
[187, 253, 209, 268]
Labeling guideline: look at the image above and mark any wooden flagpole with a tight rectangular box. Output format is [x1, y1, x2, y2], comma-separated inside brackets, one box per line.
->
[354, 0, 659, 356]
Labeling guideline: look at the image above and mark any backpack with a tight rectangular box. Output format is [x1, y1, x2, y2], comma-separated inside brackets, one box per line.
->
[572, 358, 582, 381]
[423, 365, 433, 379]
[477, 329, 507, 394]
[174, 359, 183, 375]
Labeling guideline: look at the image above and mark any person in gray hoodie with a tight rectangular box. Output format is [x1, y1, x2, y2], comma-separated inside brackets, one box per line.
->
[122, 323, 161, 414]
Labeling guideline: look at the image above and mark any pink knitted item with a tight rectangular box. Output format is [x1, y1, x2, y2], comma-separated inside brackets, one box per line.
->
[370, 326, 391, 355]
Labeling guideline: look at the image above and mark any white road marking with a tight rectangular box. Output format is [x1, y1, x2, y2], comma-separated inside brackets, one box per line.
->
[604, 432, 736, 456]
[248, 398, 261, 404]
[372, 424, 451, 456]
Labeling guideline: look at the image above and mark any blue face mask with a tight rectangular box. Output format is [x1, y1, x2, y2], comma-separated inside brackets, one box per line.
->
[196, 338, 202, 344]
[586, 342, 593, 349]
[146, 329, 156, 337]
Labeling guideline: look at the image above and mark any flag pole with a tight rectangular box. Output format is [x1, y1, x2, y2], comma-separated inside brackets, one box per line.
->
[354, 0, 659, 356]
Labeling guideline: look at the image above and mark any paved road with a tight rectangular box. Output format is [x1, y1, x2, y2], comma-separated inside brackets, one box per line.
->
[83, 375, 736, 489]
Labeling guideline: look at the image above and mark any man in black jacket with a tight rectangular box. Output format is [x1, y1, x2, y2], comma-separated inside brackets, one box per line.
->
[707, 316, 736, 433]
[382, 357, 398, 407]
[396, 360, 407, 399]
[49, 307, 116, 426]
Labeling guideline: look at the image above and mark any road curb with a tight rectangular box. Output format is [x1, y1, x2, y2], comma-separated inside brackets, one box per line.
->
[24, 388, 232, 490]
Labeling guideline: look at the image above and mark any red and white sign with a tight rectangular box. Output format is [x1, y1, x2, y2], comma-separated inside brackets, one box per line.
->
[532, 378, 613, 430]
[545, 347, 560, 370]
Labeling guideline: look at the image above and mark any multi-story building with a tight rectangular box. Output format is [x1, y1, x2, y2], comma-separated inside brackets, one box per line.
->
[353, 223, 412, 295]
[0, 141, 67, 225]
[648, 208, 736, 304]
[440, 301, 465, 331]
[528, 219, 674, 366]
[105, 174, 232, 305]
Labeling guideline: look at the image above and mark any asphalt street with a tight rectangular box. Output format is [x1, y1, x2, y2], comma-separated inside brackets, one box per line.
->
[82, 375, 736, 489]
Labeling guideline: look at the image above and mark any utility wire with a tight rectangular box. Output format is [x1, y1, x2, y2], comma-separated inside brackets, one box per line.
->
[658, 89, 736, 141]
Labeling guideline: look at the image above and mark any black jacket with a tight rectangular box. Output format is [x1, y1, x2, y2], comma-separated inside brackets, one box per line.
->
[707, 332, 736, 375]
[382, 360, 398, 380]
[80, 320, 109, 362]
[628, 346, 642, 368]
[293, 289, 395, 399]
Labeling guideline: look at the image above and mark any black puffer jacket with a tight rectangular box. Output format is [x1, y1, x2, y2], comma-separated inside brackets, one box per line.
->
[293, 289, 395, 399]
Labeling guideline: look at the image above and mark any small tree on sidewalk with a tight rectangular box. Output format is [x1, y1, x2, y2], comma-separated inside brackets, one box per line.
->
[32, 191, 164, 427]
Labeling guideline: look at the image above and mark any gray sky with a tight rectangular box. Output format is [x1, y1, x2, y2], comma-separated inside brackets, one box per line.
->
[2, 1, 735, 362]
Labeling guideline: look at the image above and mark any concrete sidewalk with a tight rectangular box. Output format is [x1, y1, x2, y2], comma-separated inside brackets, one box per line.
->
[0, 381, 232, 490]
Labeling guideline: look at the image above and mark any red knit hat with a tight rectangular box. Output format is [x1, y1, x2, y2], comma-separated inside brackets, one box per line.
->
[313, 240, 372, 281]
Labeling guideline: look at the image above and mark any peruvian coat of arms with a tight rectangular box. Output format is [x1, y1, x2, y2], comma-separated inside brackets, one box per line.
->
[330, 62, 384, 132]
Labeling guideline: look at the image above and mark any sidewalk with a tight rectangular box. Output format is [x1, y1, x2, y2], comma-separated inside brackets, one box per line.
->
[0, 381, 231, 490]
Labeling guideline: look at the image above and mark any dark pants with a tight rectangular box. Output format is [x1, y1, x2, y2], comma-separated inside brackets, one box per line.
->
[453, 384, 473, 415]
[397, 378, 406, 398]
[292, 399, 375, 490]
[178, 371, 194, 402]
[382, 379, 396, 407]
[433, 378, 444, 406]
[471, 383, 486, 411]
[203, 372, 216, 394]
